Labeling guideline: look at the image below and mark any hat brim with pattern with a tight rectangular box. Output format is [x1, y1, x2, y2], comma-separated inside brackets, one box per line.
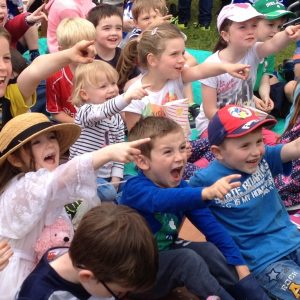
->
[208, 105, 277, 146]
[0, 113, 81, 167]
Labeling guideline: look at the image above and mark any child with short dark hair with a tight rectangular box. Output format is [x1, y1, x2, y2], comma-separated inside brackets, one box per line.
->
[87, 4, 123, 68]
[119, 116, 269, 300]
[190, 105, 300, 300]
[16, 203, 158, 299]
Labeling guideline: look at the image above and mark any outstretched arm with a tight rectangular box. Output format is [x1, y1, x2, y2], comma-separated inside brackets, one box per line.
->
[257, 25, 300, 59]
[182, 62, 250, 83]
[17, 40, 95, 105]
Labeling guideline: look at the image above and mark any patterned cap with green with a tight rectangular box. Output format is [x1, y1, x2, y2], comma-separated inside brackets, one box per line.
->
[253, 0, 295, 20]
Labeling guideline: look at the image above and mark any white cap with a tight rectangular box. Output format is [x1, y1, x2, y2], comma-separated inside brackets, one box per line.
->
[217, 3, 264, 32]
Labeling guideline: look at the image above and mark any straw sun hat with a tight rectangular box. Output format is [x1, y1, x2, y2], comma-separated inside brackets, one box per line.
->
[0, 113, 81, 167]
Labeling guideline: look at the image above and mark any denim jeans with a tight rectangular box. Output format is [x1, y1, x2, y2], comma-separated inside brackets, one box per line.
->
[130, 241, 238, 299]
[256, 248, 300, 299]
[96, 177, 117, 202]
[178, 0, 212, 26]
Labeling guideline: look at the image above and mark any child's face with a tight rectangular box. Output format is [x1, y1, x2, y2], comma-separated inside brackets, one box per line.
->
[81, 76, 119, 104]
[216, 129, 265, 174]
[0, 0, 8, 27]
[22, 131, 60, 171]
[141, 130, 187, 188]
[95, 15, 122, 52]
[256, 18, 284, 42]
[222, 18, 259, 50]
[135, 8, 162, 32]
[151, 37, 185, 80]
[0, 36, 12, 98]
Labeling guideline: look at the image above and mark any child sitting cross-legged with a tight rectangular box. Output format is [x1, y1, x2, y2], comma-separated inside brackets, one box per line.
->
[119, 116, 270, 300]
[189, 105, 300, 300]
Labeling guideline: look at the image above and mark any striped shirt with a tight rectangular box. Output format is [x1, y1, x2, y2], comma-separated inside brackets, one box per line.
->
[69, 95, 127, 179]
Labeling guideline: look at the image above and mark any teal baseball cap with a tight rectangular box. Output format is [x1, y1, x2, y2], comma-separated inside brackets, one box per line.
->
[253, 0, 295, 20]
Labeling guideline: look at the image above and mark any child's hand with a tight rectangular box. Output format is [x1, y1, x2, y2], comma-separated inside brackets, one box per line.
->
[0, 240, 13, 271]
[225, 64, 250, 80]
[235, 265, 251, 280]
[69, 40, 95, 64]
[254, 95, 274, 113]
[106, 138, 151, 163]
[285, 24, 300, 40]
[124, 84, 150, 103]
[202, 174, 241, 201]
[26, 4, 47, 24]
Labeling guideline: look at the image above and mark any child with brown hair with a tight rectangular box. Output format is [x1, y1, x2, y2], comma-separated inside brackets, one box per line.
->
[87, 3, 123, 68]
[0, 112, 150, 298]
[120, 116, 270, 300]
[16, 203, 158, 299]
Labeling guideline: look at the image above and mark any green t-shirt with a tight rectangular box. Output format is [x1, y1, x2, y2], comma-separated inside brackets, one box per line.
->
[254, 54, 275, 92]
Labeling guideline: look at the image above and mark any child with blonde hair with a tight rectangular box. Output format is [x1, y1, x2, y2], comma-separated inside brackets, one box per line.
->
[46, 17, 96, 123]
[0, 112, 149, 299]
[69, 60, 148, 202]
[196, 3, 300, 139]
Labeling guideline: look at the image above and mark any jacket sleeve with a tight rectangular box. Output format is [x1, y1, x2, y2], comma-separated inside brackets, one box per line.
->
[186, 208, 246, 266]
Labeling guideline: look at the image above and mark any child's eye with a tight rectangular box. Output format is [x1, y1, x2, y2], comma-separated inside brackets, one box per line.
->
[31, 139, 40, 146]
[3, 55, 11, 61]
[180, 145, 186, 151]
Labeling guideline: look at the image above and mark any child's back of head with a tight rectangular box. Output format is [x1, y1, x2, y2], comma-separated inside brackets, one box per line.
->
[128, 116, 182, 157]
[57, 17, 96, 50]
[69, 203, 158, 291]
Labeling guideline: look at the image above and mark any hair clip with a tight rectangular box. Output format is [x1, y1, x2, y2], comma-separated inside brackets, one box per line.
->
[151, 27, 158, 35]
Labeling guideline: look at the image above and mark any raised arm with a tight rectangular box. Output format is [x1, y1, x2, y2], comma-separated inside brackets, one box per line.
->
[257, 25, 300, 59]
[182, 62, 250, 83]
[281, 137, 300, 163]
[17, 40, 95, 104]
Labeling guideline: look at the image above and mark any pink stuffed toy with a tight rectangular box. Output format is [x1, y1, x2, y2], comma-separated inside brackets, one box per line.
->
[34, 217, 74, 262]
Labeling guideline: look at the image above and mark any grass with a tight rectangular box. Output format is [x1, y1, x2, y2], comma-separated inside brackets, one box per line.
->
[167, 0, 295, 67]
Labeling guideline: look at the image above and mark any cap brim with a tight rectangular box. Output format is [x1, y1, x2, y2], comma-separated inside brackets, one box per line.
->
[226, 118, 277, 139]
[0, 123, 80, 167]
[265, 10, 296, 20]
[229, 13, 265, 23]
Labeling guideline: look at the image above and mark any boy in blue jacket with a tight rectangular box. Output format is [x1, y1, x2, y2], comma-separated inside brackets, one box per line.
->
[119, 116, 269, 300]
[189, 105, 300, 300]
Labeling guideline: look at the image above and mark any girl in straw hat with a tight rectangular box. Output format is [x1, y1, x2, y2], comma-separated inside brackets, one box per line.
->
[0, 112, 150, 299]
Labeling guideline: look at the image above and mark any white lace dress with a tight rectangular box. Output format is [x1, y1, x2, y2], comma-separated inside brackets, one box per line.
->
[0, 153, 99, 300]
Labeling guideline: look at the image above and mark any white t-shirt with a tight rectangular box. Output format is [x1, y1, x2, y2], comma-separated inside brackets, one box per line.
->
[196, 43, 262, 135]
[123, 74, 185, 117]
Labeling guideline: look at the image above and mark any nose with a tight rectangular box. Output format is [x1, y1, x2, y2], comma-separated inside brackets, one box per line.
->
[174, 150, 185, 162]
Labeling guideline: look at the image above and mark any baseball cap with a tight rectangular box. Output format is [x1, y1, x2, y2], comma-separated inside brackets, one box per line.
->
[253, 0, 295, 20]
[217, 3, 264, 32]
[208, 105, 277, 146]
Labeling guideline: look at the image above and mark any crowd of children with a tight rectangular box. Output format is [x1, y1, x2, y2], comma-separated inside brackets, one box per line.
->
[2, 0, 300, 299]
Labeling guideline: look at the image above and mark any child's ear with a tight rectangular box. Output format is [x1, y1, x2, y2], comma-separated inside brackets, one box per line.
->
[134, 154, 150, 171]
[147, 53, 158, 67]
[7, 154, 23, 168]
[79, 89, 89, 102]
[210, 145, 223, 160]
[78, 269, 94, 284]
[220, 30, 229, 43]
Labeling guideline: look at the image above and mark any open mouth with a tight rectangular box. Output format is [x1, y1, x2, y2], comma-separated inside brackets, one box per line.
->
[170, 166, 183, 180]
[44, 153, 56, 164]
[0, 77, 6, 85]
